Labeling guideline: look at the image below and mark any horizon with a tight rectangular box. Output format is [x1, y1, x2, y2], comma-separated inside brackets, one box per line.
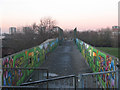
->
[0, 0, 119, 33]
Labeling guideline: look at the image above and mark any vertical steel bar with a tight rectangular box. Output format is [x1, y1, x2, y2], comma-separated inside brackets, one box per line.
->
[54, 80, 56, 88]
[78, 75, 82, 88]
[68, 78, 70, 88]
[117, 69, 120, 90]
[47, 70, 49, 90]
[116, 70, 118, 89]
[80, 76, 82, 88]
[91, 75, 92, 88]
[20, 69, 21, 85]
[83, 76, 84, 88]
[47, 70, 48, 90]
[61, 79, 63, 88]
[110, 72, 112, 88]
[81, 75, 83, 88]
[68, 78, 69, 88]
[66, 78, 68, 88]
[38, 69, 39, 80]
[63, 78, 65, 88]
[105, 74, 106, 90]
[101, 74, 102, 89]
[74, 76, 76, 90]
[47, 70, 49, 79]
[72, 77, 74, 88]
[86, 76, 87, 88]
[96, 75, 98, 88]
[42, 70, 43, 80]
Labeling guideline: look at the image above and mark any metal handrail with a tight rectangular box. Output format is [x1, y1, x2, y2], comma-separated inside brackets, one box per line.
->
[79, 70, 119, 76]
[20, 75, 75, 86]
[1, 75, 77, 89]
[78, 70, 119, 88]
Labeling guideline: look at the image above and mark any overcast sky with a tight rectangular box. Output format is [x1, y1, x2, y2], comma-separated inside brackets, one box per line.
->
[0, 0, 119, 33]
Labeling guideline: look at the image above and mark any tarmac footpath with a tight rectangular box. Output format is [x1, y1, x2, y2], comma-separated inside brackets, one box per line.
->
[40, 40, 92, 76]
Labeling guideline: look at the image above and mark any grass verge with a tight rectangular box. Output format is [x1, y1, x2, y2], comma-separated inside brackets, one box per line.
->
[96, 47, 119, 58]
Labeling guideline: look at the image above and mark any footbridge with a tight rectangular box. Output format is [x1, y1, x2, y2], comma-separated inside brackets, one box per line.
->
[0, 37, 119, 89]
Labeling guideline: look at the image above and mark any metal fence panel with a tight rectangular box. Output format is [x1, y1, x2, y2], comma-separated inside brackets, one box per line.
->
[78, 70, 119, 88]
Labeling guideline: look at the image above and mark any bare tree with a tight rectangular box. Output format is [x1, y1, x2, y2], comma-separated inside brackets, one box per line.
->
[2, 17, 59, 57]
[39, 17, 56, 31]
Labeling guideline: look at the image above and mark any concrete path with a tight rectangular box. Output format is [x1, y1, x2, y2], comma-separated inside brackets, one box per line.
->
[40, 40, 92, 77]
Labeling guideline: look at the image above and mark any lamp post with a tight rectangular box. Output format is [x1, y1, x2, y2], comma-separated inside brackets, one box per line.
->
[74, 27, 77, 43]
[58, 28, 63, 45]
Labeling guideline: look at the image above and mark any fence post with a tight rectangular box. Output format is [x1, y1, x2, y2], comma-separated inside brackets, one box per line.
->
[0, 58, 2, 90]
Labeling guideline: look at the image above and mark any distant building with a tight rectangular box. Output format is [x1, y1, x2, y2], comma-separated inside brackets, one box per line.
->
[0, 27, 5, 41]
[111, 26, 120, 38]
[112, 26, 120, 31]
[0, 29, 5, 47]
[53, 26, 63, 32]
[9, 27, 16, 34]
[23, 27, 31, 33]
[15, 28, 24, 34]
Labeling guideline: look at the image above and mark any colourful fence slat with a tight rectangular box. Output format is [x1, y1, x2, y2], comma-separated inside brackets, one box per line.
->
[1, 38, 59, 86]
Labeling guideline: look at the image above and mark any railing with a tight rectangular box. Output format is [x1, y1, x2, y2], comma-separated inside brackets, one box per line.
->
[1, 38, 59, 87]
[78, 70, 119, 88]
[75, 38, 119, 73]
[2, 67, 49, 86]
[75, 38, 119, 88]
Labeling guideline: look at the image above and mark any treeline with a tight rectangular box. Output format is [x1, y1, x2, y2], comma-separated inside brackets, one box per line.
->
[76, 28, 119, 47]
[2, 17, 60, 57]
[63, 28, 119, 48]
